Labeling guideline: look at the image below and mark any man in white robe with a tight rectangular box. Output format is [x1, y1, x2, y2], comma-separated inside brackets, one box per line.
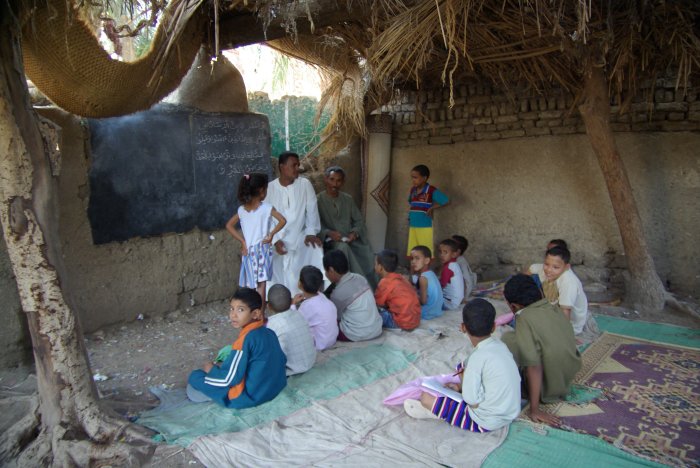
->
[266, 152, 326, 294]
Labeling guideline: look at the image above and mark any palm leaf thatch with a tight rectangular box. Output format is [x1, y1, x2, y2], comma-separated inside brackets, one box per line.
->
[254, 0, 699, 143]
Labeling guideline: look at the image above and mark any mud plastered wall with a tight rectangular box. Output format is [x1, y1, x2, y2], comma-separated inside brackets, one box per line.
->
[385, 84, 700, 298]
[39, 109, 243, 333]
[0, 112, 363, 361]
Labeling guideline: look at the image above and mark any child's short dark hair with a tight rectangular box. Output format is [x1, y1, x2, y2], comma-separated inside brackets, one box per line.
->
[278, 151, 300, 167]
[546, 246, 571, 264]
[376, 249, 399, 272]
[439, 238, 459, 252]
[237, 173, 269, 204]
[299, 265, 324, 293]
[323, 249, 349, 274]
[503, 274, 543, 306]
[411, 245, 432, 258]
[232, 287, 263, 312]
[462, 298, 496, 337]
[548, 238, 568, 250]
[411, 164, 430, 178]
[267, 284, 291, 313]
[451, 235, 468, 254]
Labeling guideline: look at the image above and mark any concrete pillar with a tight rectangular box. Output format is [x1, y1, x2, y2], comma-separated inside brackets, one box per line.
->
[362, 113, 393, 252]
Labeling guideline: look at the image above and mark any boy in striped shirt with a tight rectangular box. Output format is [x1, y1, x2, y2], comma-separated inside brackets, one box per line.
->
[407, 165, 449, 256]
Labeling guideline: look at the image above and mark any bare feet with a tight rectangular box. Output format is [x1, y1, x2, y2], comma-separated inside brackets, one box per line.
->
[419, 391, 437, 409]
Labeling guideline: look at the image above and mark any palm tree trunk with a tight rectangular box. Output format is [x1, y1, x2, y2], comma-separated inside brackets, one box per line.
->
[578, 60, 666, 313]
[0, 7, 153, 466]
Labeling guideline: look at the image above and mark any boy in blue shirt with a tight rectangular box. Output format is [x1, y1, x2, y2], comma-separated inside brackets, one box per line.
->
[407, 165, 449, 256]
[187, 288, 287, 408]
[410, 245, 444, 319]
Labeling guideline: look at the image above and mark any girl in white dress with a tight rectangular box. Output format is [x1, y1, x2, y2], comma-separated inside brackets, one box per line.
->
[226, 173, 286, 304]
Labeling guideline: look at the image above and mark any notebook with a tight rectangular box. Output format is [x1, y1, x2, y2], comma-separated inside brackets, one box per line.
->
[421, 378, 463, 402]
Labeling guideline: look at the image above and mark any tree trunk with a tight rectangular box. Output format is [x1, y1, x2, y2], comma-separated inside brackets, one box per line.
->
[578, 59, 666, 314]
[0, 6, 153, 466]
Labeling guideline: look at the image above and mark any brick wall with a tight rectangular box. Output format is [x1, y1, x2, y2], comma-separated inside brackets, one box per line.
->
[386, 82, 700, 147]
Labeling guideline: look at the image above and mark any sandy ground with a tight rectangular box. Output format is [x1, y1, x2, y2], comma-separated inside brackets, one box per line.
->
[1, 284, 698, 467]
[87, 300, 237, 409]
[87, 300, 239, 467]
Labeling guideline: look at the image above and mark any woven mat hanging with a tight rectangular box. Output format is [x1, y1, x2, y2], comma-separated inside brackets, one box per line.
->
[22, 0, 206, 117]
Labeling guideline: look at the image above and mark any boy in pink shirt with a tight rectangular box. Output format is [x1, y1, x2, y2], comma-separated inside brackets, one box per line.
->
[292, 266, 338, 350]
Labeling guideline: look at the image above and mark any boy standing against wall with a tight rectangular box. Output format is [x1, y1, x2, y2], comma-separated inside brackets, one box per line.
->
[407, 165, 449, 256]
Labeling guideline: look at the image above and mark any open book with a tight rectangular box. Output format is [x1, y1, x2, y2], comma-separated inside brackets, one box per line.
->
[421, 378, 464, 402]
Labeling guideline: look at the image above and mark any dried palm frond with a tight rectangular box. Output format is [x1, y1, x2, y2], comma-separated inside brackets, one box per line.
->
[249, 0, 699, 153]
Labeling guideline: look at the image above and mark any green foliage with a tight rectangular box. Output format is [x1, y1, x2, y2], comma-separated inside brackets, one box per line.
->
[248, 94, 331, 159]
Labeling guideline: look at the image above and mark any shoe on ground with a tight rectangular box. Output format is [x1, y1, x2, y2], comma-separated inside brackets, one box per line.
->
[404, 399, 439, 419]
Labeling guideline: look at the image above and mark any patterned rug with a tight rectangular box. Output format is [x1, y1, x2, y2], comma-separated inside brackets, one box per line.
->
[522, 333, 700, 467]
[472, 279, 507, 300]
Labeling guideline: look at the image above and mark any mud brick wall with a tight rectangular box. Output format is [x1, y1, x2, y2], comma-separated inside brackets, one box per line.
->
[388, 81, 699, 147]
[382, 81, 700, 299]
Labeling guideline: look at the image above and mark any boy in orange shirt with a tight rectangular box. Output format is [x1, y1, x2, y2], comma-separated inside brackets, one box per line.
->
[374, 249, 421, 331]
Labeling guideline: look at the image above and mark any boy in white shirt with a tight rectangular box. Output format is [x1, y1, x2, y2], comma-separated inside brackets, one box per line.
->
[404, 298, 521, 432]
[266, 284, 317, 376]
[528, 246, 589, 335]
[323, 250, 383, 342]
[451, 235, 477, 300]
[438, 239, 465, 310]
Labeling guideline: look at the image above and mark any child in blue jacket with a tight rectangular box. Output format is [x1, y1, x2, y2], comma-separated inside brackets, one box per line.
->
[187, 288, 287, 408]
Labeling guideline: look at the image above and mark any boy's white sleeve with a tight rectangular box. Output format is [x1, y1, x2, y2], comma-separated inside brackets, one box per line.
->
[557, 272, 578, 307]
[450, 263, 465, 302]
[302, 178, 321, 236]
[461, 352, 484, 406]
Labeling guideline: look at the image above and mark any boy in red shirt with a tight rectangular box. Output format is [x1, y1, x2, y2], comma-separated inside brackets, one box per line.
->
[374, 249, 421, 331]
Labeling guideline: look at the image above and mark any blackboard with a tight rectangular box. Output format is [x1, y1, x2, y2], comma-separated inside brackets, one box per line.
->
[87, 104, 272, 244]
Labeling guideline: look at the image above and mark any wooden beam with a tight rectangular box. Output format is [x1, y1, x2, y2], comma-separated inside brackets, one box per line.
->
[217, 3, 358, 49]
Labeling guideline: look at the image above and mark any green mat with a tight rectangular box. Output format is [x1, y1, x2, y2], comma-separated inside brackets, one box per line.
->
[565, 384, 603, 404]
[138, 344, 415, 446]
[594, 314, 700, 348]
[483, 422, 665, 468]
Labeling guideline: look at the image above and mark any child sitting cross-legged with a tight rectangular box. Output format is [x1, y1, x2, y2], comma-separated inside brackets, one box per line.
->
[323, 249, 383, 343]
[438, 239, 465, 310]
[451, 235, 478, 300]
[403, 299, 521, 432]
[374, 249, 421, 331]
[187, 288, 287, 407]
[292, 266, 339, 351]
[266, 284, 317, 376]
[528, 245, 590, 336]
[409, 245, 444, 320]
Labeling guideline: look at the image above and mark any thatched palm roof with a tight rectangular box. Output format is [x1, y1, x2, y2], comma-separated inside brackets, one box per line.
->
[20, 0, 700, 139]
[252, 0, 699, 147]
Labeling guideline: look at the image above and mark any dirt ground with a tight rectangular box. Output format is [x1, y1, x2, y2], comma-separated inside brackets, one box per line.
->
[87, 300, 236, 410]
[1, 284, 698, 467]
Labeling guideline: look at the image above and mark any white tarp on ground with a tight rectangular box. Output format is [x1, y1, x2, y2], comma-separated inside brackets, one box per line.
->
[190, 299, 513, 467]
